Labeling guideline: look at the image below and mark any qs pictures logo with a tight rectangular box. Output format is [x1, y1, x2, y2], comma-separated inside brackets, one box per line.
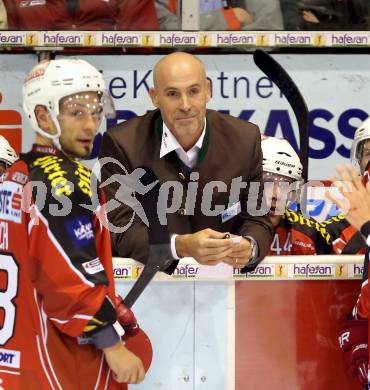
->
[0, 93, 22, 154]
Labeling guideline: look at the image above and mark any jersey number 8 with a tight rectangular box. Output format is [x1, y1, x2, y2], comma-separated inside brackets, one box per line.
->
[0, 254, 19, 345]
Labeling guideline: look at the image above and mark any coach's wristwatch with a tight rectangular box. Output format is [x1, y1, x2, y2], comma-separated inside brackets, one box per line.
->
[243, 235, 258, 263]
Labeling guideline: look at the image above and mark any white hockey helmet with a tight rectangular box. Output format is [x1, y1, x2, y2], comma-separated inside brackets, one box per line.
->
[0, 136, 18, 166]
[350, 117, 370, 166]
[261, 135, 303, 181]
[22, 59, 115, 145]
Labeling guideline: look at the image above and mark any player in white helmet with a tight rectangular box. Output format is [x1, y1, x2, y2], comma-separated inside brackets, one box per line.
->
[23, 58, 115, 158]
[261, 135, 303, 229]
[0, 59, 146, 390]
[0, 135, 18, 174]
[351, 116, 370, 175]
[263, 135, 366, 388]
[261, 135, 364, 256]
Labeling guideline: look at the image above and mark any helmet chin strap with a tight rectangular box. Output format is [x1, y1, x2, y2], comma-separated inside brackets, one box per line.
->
[35, 114, 69, 158]
[35, 126, 59, 141]
[36, 111, 102, 161]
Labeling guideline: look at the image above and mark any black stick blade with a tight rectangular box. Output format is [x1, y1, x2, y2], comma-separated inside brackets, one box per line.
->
[253, 49, 309, 183]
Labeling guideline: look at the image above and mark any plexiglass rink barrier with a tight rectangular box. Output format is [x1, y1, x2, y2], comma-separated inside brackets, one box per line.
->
[114, 255, 364, 390]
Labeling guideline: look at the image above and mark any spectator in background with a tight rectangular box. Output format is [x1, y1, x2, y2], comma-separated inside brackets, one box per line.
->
[0, 135, 18, 174]
[280, 0, 304, 30]
[233, 0, 284, 30]
[281, 0, 369, 30]
[155, 0, 284, 30]
[201, 0, 229, 12]
[3, 0, 159, 30]
[0, 0, 7, 29]
[261, 135, 365, 256]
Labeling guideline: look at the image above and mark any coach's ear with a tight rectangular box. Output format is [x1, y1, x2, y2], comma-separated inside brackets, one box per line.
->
[149, 87, 159, 108]
[34, 105, 57, 135]
[205, 79, 211, 104]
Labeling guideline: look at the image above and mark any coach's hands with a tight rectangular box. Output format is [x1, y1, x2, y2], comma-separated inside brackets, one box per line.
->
[223, 235, 253, 268]
[103, 342, 145, 384]
[175, 228, 234, 265]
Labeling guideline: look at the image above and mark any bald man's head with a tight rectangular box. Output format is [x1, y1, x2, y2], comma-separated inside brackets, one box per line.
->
[153, 52, 206, 88]
[149, 52, 211, 150]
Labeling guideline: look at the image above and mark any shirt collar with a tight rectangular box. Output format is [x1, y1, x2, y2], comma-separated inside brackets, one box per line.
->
[159, 119, 207, 159]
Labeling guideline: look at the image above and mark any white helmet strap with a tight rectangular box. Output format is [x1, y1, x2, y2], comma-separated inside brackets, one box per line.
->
[34, 106, 61, 141]
[49, 112, 69, 156]
[35, 125, 60, 141]
[34, 111, 66, 154]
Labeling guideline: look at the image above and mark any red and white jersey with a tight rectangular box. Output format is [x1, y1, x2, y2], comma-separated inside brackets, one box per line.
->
[267, 209, 365, 256]
[351, 234, 369, 389]
[353, 251, 369, 321]
[0, 145, 126, 390]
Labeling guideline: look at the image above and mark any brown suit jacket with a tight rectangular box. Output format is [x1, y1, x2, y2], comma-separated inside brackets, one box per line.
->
[99, 109, 272, 272]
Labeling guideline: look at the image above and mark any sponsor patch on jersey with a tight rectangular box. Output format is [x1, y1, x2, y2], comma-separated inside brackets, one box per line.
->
[82, 258, 104, 275]
[0, 221, 9, 250]
[221, 201, 241, 223]
[11, 171, 28, 185]
[0, 181, 22, 224]
[0, 348, 21, 369]
[20, 0, 46, 8]
[65, 216, 94, 247]
[77, 335, 93, 345]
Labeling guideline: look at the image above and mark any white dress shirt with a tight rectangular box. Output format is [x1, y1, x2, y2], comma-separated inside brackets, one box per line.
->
[160, 120, 206, 169]
[160, 121, 206, 258]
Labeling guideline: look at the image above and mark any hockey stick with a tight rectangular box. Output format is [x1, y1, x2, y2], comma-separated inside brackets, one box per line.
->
[122, 167, 173, 372]
[123, 167, 173, 308]
[253, 49, 309, 183]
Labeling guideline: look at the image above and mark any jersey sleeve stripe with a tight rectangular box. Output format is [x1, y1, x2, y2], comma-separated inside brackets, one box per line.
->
[0, 369, 20, 375]
[49, 313, 93, 324]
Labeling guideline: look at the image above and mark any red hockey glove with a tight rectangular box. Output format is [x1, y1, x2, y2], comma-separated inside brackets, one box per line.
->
[115, 294, 139, 336]
[339, 318, 368, 386]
